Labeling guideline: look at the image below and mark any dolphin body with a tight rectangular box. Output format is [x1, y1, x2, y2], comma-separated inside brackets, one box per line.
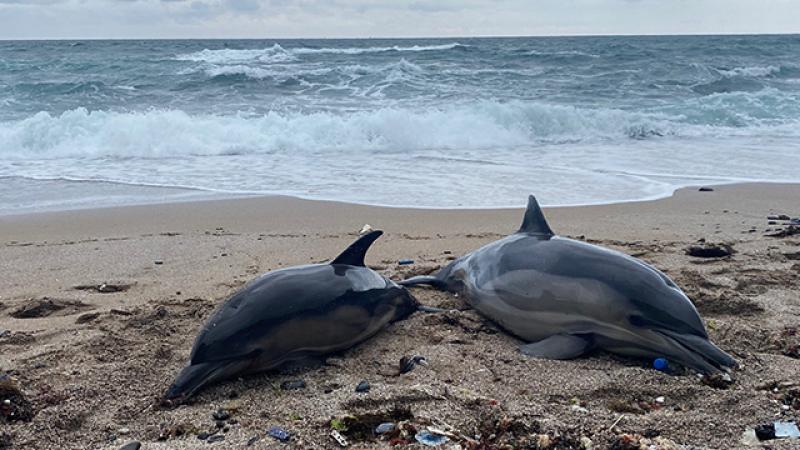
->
[164, 230, 418, 404]
[402, 196, 736, 374]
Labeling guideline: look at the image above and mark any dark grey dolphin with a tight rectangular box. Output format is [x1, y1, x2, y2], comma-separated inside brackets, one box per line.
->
[163, 230, 418, 404]
[402, 196, 736, 374]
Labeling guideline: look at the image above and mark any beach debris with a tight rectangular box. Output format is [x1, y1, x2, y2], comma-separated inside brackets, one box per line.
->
[330, 429, 349, 447]
[280, 379, 306, 390]
[207, 434, 225, 443]
[268, 426, 291, 442]
[702, 372, 734, 389]
[698, 187, 714, 192]
[74, 283, 130, 293]
[375, 422, 396, 435]
[399, 355, 428, 374]
[212, 408, 230, 421]
[154, 260, 164, 265]
[0, 378, 34, 423]
[118, 442, 141, 450]
[355, 380, 370, 393]
[197, 432, 210, 440]
[118, 427, 131, 435]
[246, 435, 260, 446]
[653, 358, 670, 373]
[10, 297, 89, 319]
[685, 242, 733, 258]
[398, 258, 415, 265]
[359, 224, 374, 235]
[76, 312, 100, 324]
[768, 214, 792, 221]
[415, 430, 449, 446]
[766, 225, 800, 238]
[775, 421, 800, 439]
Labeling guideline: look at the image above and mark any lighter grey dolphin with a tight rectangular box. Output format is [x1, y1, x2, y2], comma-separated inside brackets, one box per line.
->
[401, 196, 736, 374]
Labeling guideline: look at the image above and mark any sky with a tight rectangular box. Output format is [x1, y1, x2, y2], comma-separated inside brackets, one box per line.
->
[0, 0, 798, 40]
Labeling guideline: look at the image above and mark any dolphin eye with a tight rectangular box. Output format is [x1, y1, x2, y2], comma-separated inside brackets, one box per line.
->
[629, 315, 647, 327]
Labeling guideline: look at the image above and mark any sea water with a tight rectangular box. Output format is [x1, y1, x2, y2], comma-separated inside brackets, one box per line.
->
[1, 35, 799, 213]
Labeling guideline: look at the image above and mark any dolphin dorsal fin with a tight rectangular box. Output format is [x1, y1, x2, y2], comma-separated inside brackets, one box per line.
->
[518, 195, 554, 236]
[331, 230, 383, 266]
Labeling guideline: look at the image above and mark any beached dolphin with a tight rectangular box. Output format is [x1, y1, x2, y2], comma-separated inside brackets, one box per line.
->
[163, 230, 419, 404]
[401, 196, 736, 374]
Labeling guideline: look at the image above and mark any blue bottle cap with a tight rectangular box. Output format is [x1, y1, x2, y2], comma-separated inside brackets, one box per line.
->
[653, 358, 669, 371]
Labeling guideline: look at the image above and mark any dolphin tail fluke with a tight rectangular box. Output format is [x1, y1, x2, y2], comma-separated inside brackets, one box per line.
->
[162, 360, 242, 406]
[399, 275, 448, 290]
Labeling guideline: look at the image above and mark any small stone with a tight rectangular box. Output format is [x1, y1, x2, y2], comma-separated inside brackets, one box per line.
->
[580, 436, 593, 449]
[398, 258, 414, 265]
[207, 434, 225, 443]
[212, 409, 230, 421]
[655, 396, 665, 404]
[280, 380, 306, 390]
[118, 428, 131, 435]
[755, 423, 775, 440]
[399, 355, 427, 374]
[197, 432, 210, 441]
[247, 436, 260, 446]
[154, 260, 164, 265]
[686, 243, 733, 258]
[118, 442, 141, 450]
[355, 380, 370, 393]
[698, 187, 714, 192]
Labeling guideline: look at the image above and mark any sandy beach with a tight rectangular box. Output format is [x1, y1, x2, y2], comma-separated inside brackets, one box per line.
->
[1, 183, 799, 449]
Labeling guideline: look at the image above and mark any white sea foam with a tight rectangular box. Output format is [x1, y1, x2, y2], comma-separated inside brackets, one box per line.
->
[176, 43, 465, 64]
[718, 65, 781, 77]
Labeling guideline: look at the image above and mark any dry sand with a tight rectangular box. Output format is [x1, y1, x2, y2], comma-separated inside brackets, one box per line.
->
[1, 183, 799, 449]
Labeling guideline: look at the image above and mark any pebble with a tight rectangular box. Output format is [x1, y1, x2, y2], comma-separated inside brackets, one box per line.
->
[415, 431, 449, 446]
[246, 436, 260, 446]
[280, 379, 306, 390]
[399, 355, 427, 374]
[698, 187, 714, 192]
[398, 258, 414, 265]
[212, 409, 230, 421]
[118, 428, 131, 435]
[118, 442, 141, 450]
[154, 260, 164, 265]
[655, 396, 665, 404]
[207, 434, 225, 443]
[355, 380, 370, 393]
[197, 432, 210, 441]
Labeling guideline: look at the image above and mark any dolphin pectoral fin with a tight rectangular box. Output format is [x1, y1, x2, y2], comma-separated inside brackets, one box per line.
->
[399, 275, 448, 290]
[519, 334, 593, 359]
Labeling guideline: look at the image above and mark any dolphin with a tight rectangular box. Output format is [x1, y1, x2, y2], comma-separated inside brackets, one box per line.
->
[163, 230, 419, 404]
[401, 196, 736, 374]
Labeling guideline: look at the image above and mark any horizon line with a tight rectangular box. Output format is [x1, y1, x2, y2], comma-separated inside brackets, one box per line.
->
[1, 31, 798, 41]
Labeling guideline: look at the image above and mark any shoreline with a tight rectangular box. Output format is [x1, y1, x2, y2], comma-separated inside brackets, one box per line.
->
[1, 182, 799, 449]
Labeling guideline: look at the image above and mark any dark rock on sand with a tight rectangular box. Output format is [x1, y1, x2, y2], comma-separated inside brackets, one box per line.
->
[0, 379, 35, 422]
[766, 225, 800, 238]
[355, 380, 370, 393]
[685, 243, 734, 258]
[698, 187, 714, 192]
[207, 434, 225, 443]
[212, 409, 230, 421]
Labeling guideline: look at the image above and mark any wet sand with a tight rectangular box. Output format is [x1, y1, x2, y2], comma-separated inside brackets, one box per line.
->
[1, 183, 799, 449]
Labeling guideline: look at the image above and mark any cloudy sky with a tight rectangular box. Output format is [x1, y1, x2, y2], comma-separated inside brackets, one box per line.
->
[0, 0, 798, 40]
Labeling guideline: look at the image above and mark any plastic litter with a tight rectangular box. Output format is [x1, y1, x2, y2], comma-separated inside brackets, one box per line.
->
[653, 358, 669, 372]
[359, 224, 374, 235]
[268, 426, 291, 442]
[398, 259, 414, 265]
[399, 355, 428, 374]
[375, 422, 396, 435]
[415, 430, 449, 446]
[774, 421, 800, 439]
[330, 429, 349, 447]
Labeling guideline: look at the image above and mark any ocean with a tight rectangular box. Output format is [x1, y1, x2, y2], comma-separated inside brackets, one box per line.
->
[1, 35, 799, 214]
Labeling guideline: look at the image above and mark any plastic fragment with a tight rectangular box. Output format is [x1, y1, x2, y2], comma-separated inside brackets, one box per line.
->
[415, 431, 449, 446]
[653, 358, 669, 372]
[398, 259, 414, 265]
[774, 421, 800, 439]
[330, 429, 349, 447]
[375, 422, 396, 434]
[268, 426, 291, 442]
